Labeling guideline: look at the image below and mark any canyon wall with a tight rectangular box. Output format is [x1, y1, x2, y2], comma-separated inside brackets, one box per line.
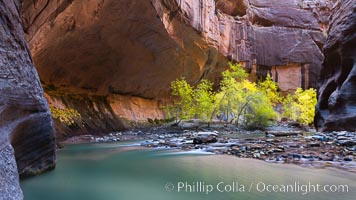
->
[0, 0, 56, 198]
[44, 92, 166, 139]
[21, 0, 332, 135]
[0, 0, 347, 196]
[315, 0, 356, 131]
[154, 0, 332, 94]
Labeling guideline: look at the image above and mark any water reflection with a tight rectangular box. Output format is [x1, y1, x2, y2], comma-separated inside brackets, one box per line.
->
[21, 141, 355, 200]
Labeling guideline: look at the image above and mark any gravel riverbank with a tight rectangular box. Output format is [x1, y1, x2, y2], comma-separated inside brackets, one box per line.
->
[61, 124, 356, 173]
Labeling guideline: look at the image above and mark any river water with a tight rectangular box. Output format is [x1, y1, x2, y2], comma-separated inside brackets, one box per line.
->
[21, 141, 355, 200]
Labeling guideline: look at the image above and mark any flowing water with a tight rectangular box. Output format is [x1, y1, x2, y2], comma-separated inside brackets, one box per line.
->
[21, 141, 355, 200]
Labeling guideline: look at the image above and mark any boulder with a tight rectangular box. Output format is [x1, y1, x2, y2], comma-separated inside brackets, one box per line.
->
[193, 132, 218, 144]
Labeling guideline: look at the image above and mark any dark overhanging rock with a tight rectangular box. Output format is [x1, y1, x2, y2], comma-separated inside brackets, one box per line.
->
[0, 0, 348, 198]
[21, 0, 332, 99]
[315, 0, 356, 131]
[0, 1, 56, 195]
[18, 1, 333, 135]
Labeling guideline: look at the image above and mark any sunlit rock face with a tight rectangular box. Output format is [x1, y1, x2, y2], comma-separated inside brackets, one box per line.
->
[0, 0, 55, 195]
[21, 0, 332, 134]
[152, 0, 332, 92]
[44, 92, 166, 139]
[315, 0, 356, 131]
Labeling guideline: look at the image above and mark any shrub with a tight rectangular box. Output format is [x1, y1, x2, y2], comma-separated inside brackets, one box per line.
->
[282, 88, 317, 125]
[191, 79, 216, 122]
[216, 64, 275, 129]
[167, 62, 316, 129]
[169, 78, 216, 123]
[170, 78, 194, 121]
[50, 106, 81, 126]
[258, 74, 282, 105]
[243, 92, 276, 130]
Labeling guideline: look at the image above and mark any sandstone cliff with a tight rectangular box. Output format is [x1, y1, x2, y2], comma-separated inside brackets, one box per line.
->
[0, 0, 56, 198]
[21, 0, 332, 135]
[0, 0, 56, 178]
[315, 0, 356, 131]
[0, 145, 23, 200]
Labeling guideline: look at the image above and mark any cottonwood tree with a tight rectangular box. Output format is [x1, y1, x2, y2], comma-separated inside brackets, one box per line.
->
[167, 63, 317, 129]
[169, 78, 194, 122]
[282, 88, 317, 125]
[215, 63, 275, 129]
[168, 78, 216, 124]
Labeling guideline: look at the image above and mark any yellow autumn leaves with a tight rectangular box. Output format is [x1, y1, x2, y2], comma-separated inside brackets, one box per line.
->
[282, 88, 317, 125]
[168, 63, 317, 129]
[50, 107, 81, 126]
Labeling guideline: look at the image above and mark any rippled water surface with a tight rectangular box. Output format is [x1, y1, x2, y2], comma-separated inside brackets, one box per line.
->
[21, 141, 355, 200]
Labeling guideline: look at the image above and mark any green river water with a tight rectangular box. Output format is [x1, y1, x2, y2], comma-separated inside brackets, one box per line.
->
[21, 141, 355, 200]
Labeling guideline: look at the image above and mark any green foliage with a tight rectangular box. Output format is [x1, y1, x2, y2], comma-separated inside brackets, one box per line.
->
[221, 62, 249, 82]
[216, 63, 275, 129]
[282, 88, 317, 125]
[168, 78, 216, 123]
[167, 62, 317, 129]
[169, 78, 194, 121]
[215, 63, 249, 123]
[50, 106, 81, 126]
[243, 91, 276, 130]
[192, 79, 216, 121]
[282, 94, 298, 121]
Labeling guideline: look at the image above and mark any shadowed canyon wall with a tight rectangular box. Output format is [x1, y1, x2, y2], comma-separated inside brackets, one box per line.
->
[21, 0, 333, 136]
[0, 0, 55, 199]
[315, 0, 356, 131]
[1, 0, 353, 197]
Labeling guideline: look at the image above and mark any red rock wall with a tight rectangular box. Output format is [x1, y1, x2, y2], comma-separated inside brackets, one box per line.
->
[20, 0, 333, 134]
[44, 92, 166, 139]
[155, 0, 332, 84]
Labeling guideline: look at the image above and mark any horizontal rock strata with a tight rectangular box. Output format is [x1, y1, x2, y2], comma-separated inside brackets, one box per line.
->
[20, 0, 333, 134]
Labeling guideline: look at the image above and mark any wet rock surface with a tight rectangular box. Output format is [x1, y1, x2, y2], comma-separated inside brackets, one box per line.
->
[64, 125, 356, 172]
[63, 133, 122, 144]
[141, 128, 356, 172]
[315, 0, 356, 131]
